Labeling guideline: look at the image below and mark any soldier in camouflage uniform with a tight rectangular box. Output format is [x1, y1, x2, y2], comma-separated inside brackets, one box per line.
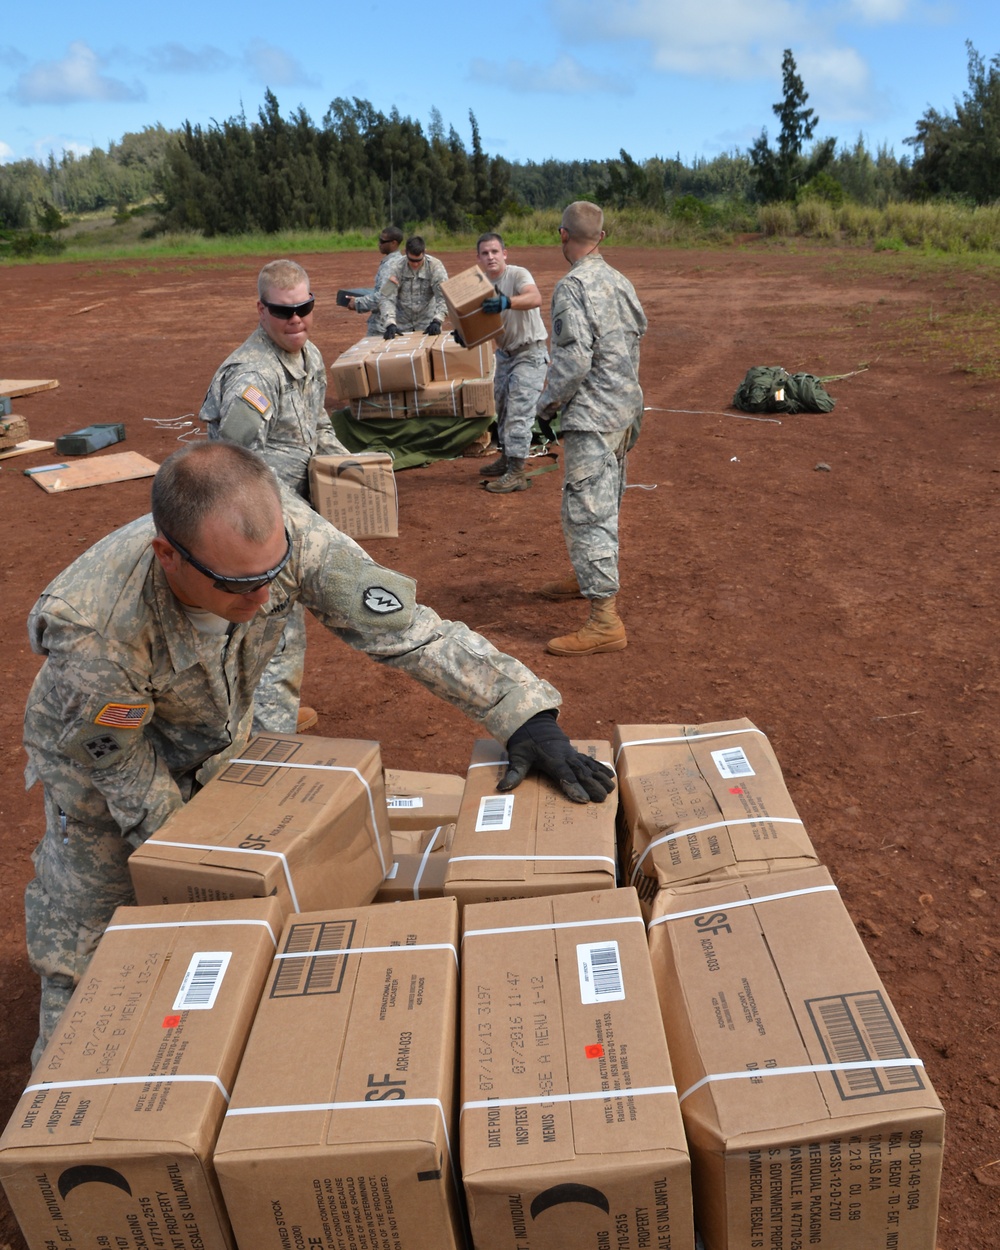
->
[200, 259, 350, 735]
[344, 226, 404, 335]
[474, 232, 550, 495]
[535, 202, 647, 656]
[377, 236, 449, 337]
[23, 442, 614, 1066]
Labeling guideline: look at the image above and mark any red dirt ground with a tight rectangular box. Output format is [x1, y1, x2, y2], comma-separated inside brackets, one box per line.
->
[1, 243, 997, 1250]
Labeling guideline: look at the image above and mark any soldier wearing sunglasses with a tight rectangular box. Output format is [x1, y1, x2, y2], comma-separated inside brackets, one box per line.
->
[22, 441, 615, 1067]
[200, 258, 350, 737]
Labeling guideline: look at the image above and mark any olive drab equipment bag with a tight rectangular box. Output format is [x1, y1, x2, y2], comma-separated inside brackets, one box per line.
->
[732, 365, 837, 415]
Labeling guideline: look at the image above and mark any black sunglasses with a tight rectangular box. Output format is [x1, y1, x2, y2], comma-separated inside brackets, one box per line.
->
[161, 526, 292, 595]
[262, 294, 315, 320]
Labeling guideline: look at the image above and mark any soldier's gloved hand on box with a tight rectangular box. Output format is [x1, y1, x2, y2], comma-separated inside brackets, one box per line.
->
[383, 323, 399, 340]
[451, 328, 467, 347]
[498, 710, 616, 805]
[481, 291, 511, 315]
[425, 319, 442, 335]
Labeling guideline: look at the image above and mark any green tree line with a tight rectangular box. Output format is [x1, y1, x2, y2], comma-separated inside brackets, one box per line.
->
[2, 41, 1000, 239]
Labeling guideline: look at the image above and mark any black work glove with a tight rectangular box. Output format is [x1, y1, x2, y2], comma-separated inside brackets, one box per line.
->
[425, 319, 442, 335]
[451, 328, 467, 347]
[481, 292, 511, 315]
[383, 323, 399, 340]
[498, 710, 616, 804]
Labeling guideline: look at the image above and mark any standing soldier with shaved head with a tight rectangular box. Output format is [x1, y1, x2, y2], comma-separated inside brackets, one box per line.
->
[536, 202, 647, 656]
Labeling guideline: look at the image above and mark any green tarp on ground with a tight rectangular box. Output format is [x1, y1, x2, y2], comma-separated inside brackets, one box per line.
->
[330, 408, 493, 471]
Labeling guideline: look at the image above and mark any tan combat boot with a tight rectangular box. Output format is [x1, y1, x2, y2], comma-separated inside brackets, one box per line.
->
[479, 452, 508, 478]
[296, 705, 319, 732]
[546, 596, 627, 656]
[539, 571, 584, 601]
[484, 458, 530, 493]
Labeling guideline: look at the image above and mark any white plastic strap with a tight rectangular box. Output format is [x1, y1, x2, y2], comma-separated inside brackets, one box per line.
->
[462, 1083, 677, 1115]
[614, 726, 764, 766]
[679, 1058, 925, 1103]
[463, 915, 644, 942]
[106, 917, 278, 944]
[25, 1073, 230, 1100]
[647, 883, 839, 929]
[631, 815, 805, 881]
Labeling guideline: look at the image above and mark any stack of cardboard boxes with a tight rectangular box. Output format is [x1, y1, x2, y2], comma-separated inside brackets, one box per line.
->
[1, 721, 944, 1250]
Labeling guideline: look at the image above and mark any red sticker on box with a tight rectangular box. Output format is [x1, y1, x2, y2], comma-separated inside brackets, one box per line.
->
[585, 1044, 604, 1059]
[729, 786, 744, 795]
[162, 1015, 181, 1029]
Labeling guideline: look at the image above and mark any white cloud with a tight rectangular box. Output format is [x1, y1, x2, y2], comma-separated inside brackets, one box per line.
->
[244, 41, 319, 89]
[470, 52, 630, 95]
[146, 43, 232, 75]
[848, 0, 910, 21]
[0, 139, 15, 162]
[11, 40, 145, 105]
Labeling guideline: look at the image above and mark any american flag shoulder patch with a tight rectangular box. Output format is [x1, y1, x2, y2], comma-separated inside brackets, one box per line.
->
[94, 702, 151, 729]
[241, 385, 271, 415]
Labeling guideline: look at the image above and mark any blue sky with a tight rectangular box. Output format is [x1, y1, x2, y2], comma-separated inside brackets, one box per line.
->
[2, 1, 999, 169]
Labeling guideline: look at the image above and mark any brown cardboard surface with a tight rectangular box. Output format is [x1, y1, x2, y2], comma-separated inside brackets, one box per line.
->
[647, 866, 944, 1250]
[460, 375, 497, 419]
[213, 898, 467, 1250]
[0, 897, 283, 1250]
[25, 451, 159, 493]
[349, 392, 408, 420]
[460, 887, 694, 1250]
[430, 336, 495, 381]
[365, 348, 431, 393]
[614, 720, 819, 914]
[375, 843, 453, 902]
[329, 349, 370, 401]
[384, 768, 466, 833]
[308, 453, 399, 537]
[129, 735, 391, 918]
[444, 739, 618, 910]
[440, 267, 503, 348]
[406, 380, 463, 417]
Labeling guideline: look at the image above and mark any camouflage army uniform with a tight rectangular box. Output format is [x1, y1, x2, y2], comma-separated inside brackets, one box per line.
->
[535, 254, 647, 599]
[377, 253, 449, 332]
[23, 486, 562, 1064]
[492, 264, 549, 462]
[200, 325, 350, 734]
[352, 253, 401, 336]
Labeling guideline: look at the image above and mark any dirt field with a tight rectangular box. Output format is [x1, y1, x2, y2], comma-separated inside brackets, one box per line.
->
[1, 242, 997, 1250]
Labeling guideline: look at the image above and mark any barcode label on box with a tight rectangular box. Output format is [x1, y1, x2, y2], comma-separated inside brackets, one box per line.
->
[577, 941, 625, 1004]
[806, 990, 925, 1099]
[387, 796, 424, 809]
[172, 951, 231, 1011]
[711, 746, 755, 779]
[476, 794, 514, 832]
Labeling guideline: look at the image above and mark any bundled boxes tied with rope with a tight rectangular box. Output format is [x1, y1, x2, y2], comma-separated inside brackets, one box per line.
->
[128, 734, 391, 919]
[330, 333, 496, 419]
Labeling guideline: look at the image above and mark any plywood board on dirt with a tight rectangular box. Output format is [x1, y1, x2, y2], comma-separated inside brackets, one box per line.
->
[0, 378, 59, 398]
[0, 439, 56, 461]
[26, 451, 158, 493]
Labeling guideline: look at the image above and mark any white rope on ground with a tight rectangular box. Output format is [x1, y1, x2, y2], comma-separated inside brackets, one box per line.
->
[643, 405, 782, 425]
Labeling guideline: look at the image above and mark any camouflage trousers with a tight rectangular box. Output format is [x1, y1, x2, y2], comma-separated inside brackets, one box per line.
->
[251, 599, 306, 734]
[560, 427, 631, 600]
[494, 346, 548, 461]
[25, 788, 136, 1068]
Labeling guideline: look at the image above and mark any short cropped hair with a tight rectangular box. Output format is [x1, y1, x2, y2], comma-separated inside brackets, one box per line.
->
[560, 201, 604, 242]
[380, 225, 404, 244]
[476, 232, 505, 252]
[152, 443, 281, 548]
[258, 259, 309, 300]
[405, 236, 426, 258]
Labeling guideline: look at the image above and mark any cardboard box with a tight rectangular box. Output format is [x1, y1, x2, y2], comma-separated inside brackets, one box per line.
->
[376, 822, 455, 902]
[0, 897, 284, 1250]
[365, 346, 431, 394]
[430, 336, 495, 381]
[614, 720, 819, 915]
[129, 735, 392, 918]
[308, 452, 399, 538]
[440, 266, 504, 348]
[460, 888, 694, 1250]
[385, 768, 466, 834]
[213, 898, 467, 1250]
[647, 866, 944, 1250]
[349, 392, 409, 420]
[329, 348, 371, 401]
[406, 380, 463, 417]
[444, 739, 618, 911]
[461, 374, 497, 419]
